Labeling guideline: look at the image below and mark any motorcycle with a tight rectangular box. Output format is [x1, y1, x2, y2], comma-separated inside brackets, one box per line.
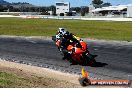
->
[52, 36, 96, 65]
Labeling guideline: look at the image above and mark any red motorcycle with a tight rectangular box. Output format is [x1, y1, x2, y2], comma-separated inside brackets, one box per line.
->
[52, 36, 96, 65]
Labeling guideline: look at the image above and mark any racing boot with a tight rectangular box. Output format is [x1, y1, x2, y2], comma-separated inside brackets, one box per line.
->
[61, 48, 69, 60]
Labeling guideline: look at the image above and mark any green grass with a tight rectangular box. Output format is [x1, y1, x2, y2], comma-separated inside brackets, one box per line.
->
[0, 71, 77, 88]
[0, 72, 32, 88]
[0, 18, 132, 41]
[0, 71, 61, 88]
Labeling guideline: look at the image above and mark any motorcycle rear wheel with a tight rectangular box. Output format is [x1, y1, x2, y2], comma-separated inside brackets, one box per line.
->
[85, 54, 96, 65]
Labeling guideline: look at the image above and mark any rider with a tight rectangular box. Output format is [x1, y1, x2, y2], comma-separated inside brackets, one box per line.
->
[56, 28, 81, 63]
[56, 28, 97, 63]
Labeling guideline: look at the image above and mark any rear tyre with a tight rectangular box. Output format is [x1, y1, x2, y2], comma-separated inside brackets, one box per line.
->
[89, 58, 96, 65]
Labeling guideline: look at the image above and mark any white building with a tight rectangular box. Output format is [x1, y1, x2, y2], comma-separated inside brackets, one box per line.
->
[127, 5, 132, 17]
[56, 2, 70, 15]
[91, 4, 132, 17]
[89, 4, 95, 13]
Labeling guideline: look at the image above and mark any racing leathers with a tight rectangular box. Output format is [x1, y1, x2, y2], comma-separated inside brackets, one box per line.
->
[56, 32, 81, 63]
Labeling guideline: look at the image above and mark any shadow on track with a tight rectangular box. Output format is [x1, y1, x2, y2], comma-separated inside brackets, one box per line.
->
[65, 55, 108, 67]
[70, 61, 108, 67]
[90, 62, 108, 67]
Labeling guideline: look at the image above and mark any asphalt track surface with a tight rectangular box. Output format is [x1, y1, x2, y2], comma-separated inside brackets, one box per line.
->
[0, 38, 132, 80]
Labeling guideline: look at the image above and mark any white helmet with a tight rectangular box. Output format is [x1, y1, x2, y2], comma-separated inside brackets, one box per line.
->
[58, 28, 66, 35]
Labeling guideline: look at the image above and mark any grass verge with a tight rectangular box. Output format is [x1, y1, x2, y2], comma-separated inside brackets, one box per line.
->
[0, 71, 49, 88]
[0, 71, 76, 88]
[0, 18, 132, 41]
[0, 71, 34, 88]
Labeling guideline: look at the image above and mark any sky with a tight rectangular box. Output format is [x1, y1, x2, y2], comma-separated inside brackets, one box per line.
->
[5, 0, 132, 7]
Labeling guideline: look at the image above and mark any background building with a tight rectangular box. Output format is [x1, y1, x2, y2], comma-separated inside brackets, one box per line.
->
[127, 5, 132, 17]
[56, 2, 70, 16]
[91, 4, 132, 17]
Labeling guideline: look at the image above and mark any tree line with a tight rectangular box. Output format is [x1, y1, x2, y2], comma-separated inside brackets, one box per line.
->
[0, 0, 111, 15]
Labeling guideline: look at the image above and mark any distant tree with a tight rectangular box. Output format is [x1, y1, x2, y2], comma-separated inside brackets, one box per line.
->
[0, 5, 8, 12]
[35, 7, 41, 12]
[92, 0, 103, 8]
[0, 5, 4, 11]
[39, 7, 46, 12]
[92, 0, 103, 5]
[29, 7, 36, 12]
[70, 7, 81, 13]
[7, 5, 13, 12]
[84, 7, 89, 13]
[102, 2, 112, 7]
[81, 11, 85, 16]
[13, 8, 20, 12]
[49, 5, 56, 15]
[75, 7, 81, 13]
[80, 6, 89, 16]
